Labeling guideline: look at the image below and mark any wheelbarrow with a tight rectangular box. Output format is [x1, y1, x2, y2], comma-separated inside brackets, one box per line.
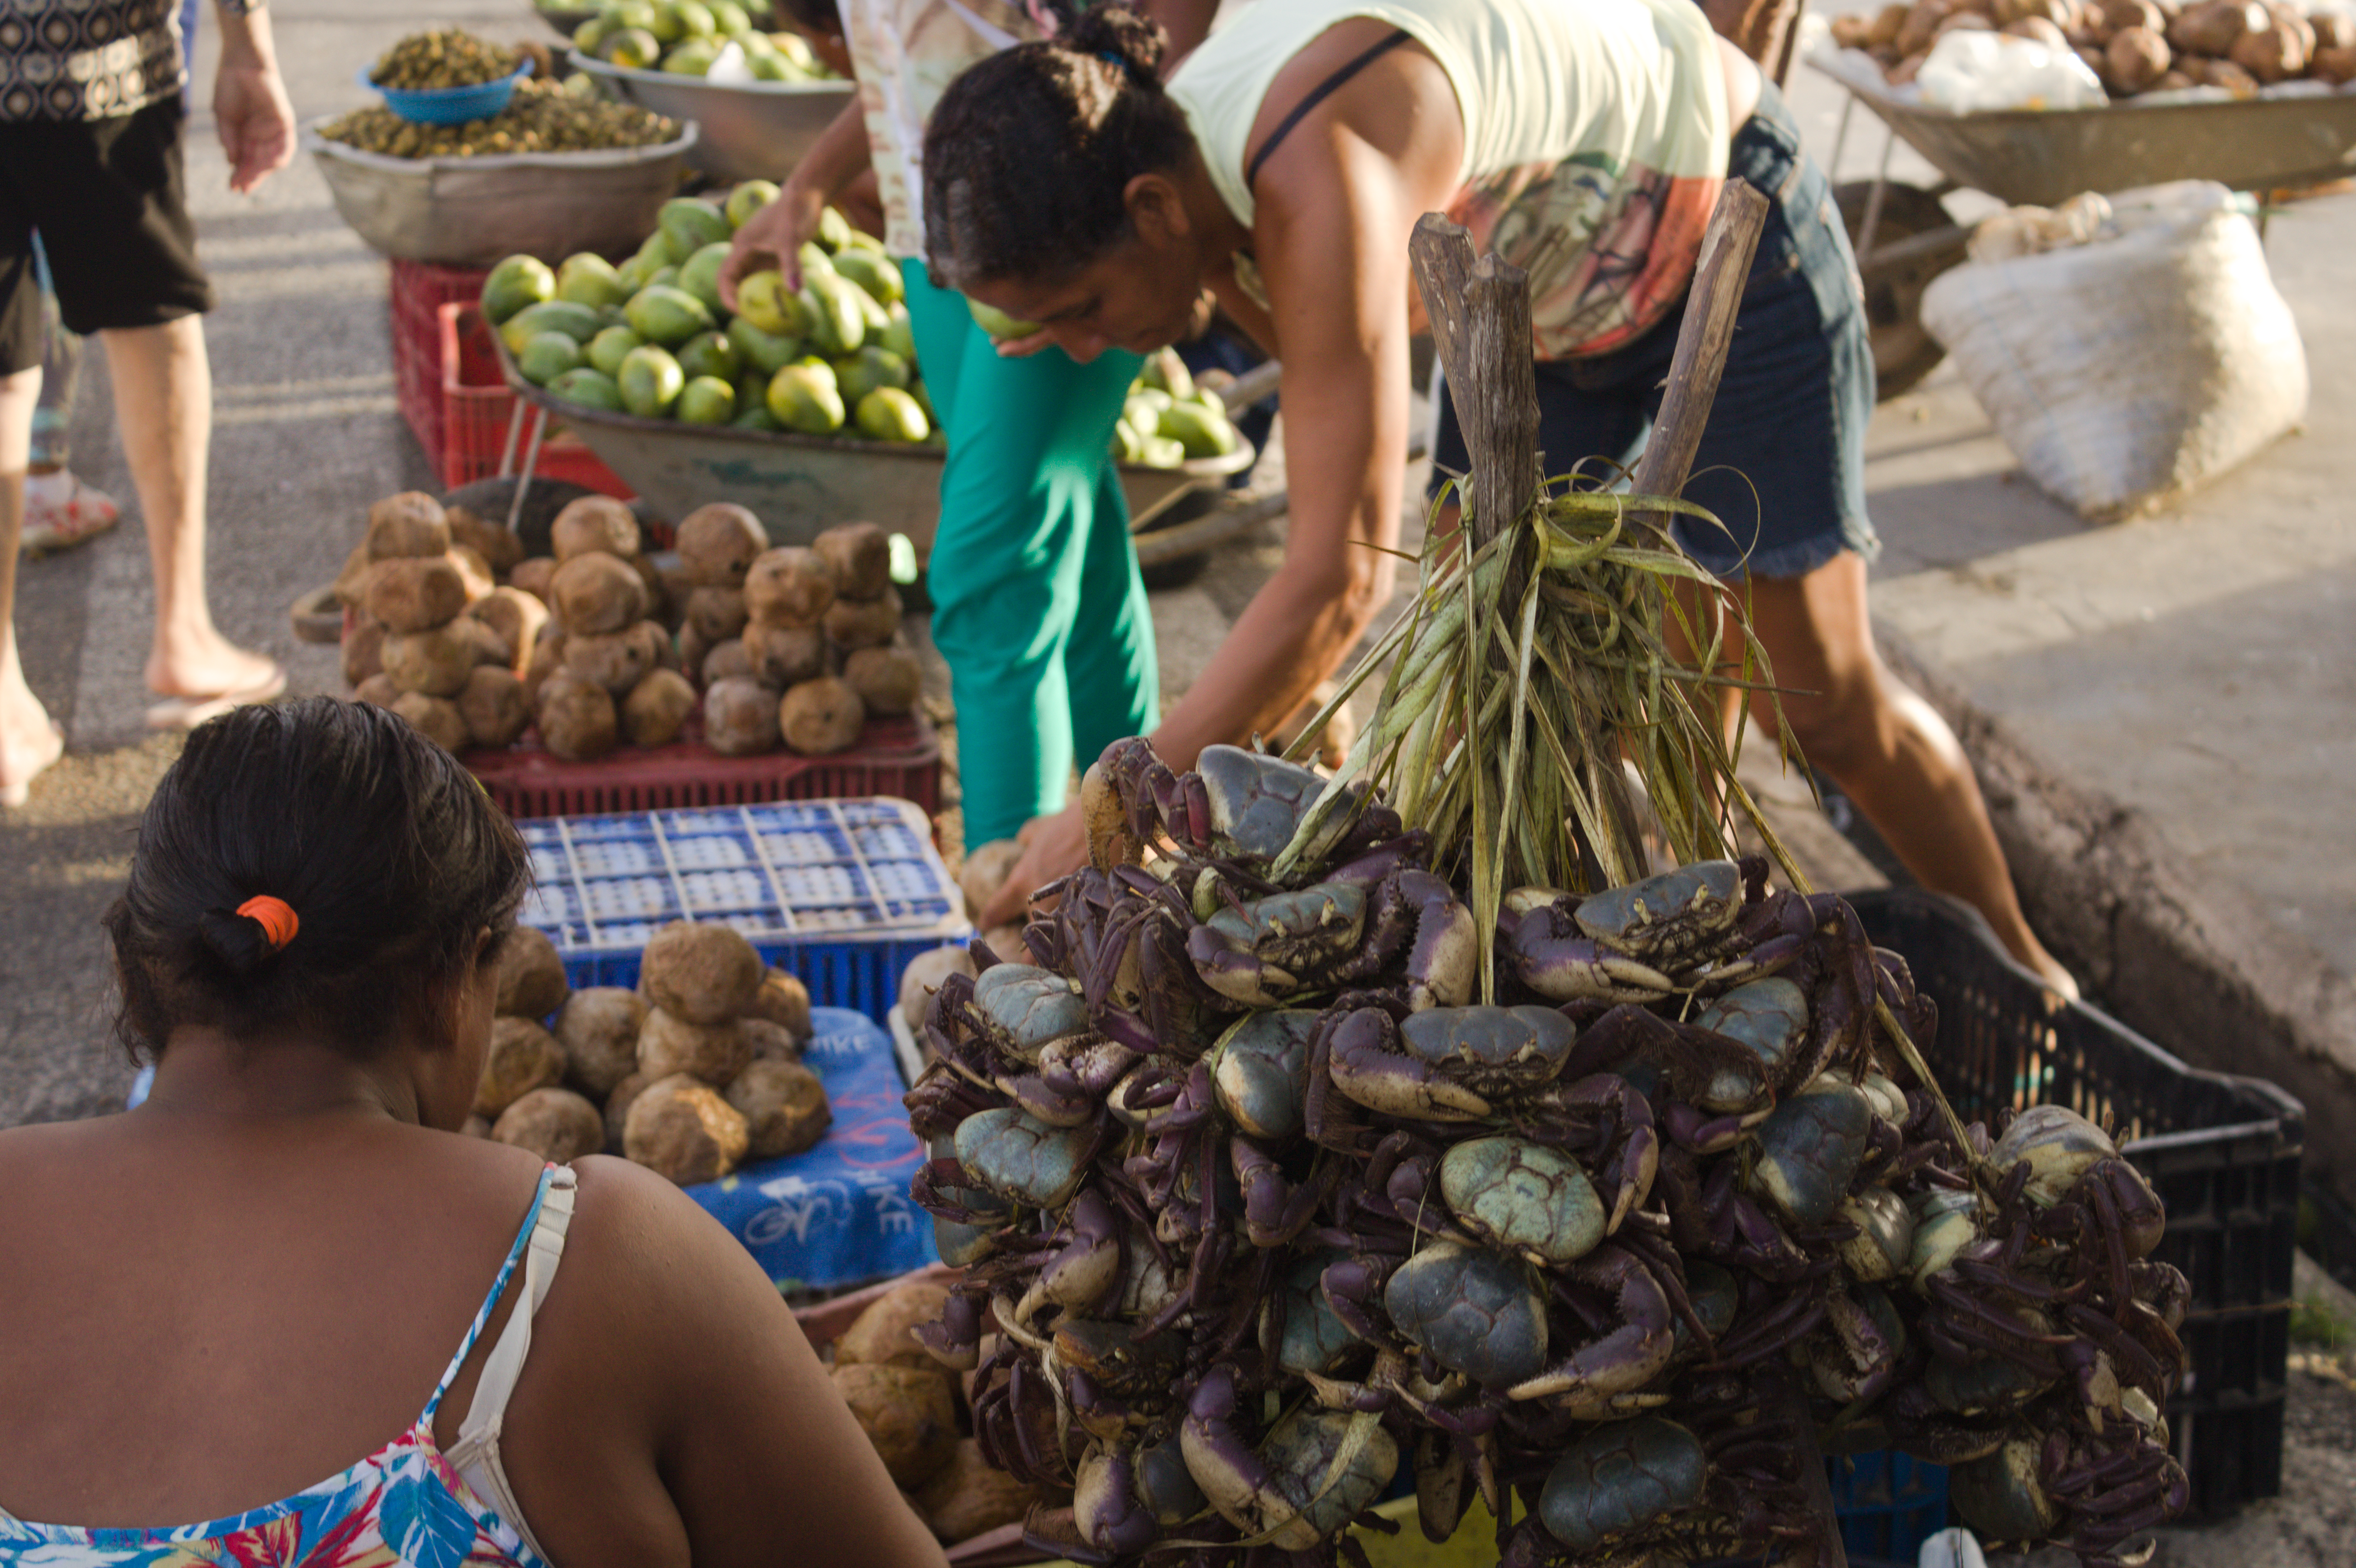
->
[1809, 49, 2356, 396]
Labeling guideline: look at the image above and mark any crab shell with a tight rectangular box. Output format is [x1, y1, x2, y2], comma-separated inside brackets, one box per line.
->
[1536, 1415, 1710, 1554]
[1212, 1009, 1320, 1141]
[1693, 976, 1811, 1088]
[1572, 859, 1744, 964]
[1197, 744, 1352, 864]
[952, 1105, 1093, 1209]
[1382, 1239, 1550, 1388]
[971, 962, 1092, 1062]
[1438, 1136, 1607, 1267]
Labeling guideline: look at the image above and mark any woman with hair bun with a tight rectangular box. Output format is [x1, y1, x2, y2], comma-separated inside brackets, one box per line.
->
[940, 1, 2074, 996]
[0, 698, 946, 1568]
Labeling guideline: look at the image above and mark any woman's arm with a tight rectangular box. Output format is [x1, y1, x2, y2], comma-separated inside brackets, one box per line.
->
[212, 2, 293, 195]
[1145, 54, 1465, 770]
[719, 95, 876, 306]
[503, 1157, 950, 1568]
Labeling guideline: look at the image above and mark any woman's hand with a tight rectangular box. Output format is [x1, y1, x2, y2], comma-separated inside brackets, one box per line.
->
[719, 181, 825, 310]
[978, 803, 1087, 928]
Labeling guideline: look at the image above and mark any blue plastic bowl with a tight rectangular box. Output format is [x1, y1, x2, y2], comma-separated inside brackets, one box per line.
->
[362, 56, 534, 126]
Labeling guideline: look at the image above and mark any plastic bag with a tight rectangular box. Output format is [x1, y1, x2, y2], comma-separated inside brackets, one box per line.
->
[1921, 181, 2308, 519]
[1916, 30, 2108, 112]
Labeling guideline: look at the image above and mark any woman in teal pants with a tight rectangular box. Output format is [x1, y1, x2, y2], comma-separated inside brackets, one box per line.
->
[721, 0, 1216, 851]
[900, 262, 1157, 846]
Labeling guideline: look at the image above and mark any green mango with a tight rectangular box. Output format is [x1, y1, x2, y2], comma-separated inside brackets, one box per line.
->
[802, 273, 865, 357]
[735, 269, 808, 338]
[710, 0, 751, 33]
[518, 331, 585, 386]
[1110, 417, 1144, 464]
[732, 403, 784, 432]
[676, 241, 733, 316]
[571, 16, 612, 56]
[770, 30, 817, 70]
[746, 49, 803, 80]
[588, 325, 645, 378]
[736, 374, 770, 416]
[878, 303, 915, 363]
[816, 206, 853, 253]
[726, 315, 801, 376]
[549, 367, 626, 412]
[658, 198, 731, 264]
[796, 241, 835, 283]
[830, 248, 904, 307]
[625, 283, 716, 347]
[725, 179, 780, 231]
[646, 0, 688, 42]
[661, 37, 719, 73]
[1122, 391, 1170, 434]
[1185, 385, 1227, 419]
[766, 363, 845, 435]
[855, 386, 929, 443]
[611, 0, 658, 31]
[967, 297, 1041, 342]
[677, 374, 737, 425]
[498, 300, 603, 357]
[674, 0, 718, 36]
[1138, 346, 1194, 401]
[1138, 433, 1187, 469]
[834, 345, 910, 407]
[554, 252, 632, 312]
[482, 254, 555, 327]
[851, 283, 891, 336]
[617, 344, 686, 418]
[645, 264, 679, 292]
[677, 329, 741, 384]
[1157, 400, 1239, 459]
[600, 26, 661, 68]
[841, 228, 889, 256]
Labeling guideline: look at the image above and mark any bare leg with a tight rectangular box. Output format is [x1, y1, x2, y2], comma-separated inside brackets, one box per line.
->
[99, 316, 279, 700]
[1, 363, 65, 803]
[1738, 554, 2076, 998]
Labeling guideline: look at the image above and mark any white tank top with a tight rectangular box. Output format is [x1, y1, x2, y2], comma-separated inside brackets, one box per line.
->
[1167, 0, 1731, 358]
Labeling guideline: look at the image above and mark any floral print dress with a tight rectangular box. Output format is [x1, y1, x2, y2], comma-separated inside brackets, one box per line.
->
[0, 1168, 563, 1568]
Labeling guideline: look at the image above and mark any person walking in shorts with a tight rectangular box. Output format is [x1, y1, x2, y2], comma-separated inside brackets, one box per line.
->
[0, 0, 295, 806]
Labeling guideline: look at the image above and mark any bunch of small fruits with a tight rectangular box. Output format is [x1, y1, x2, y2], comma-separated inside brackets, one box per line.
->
[561, 0, 838, 80]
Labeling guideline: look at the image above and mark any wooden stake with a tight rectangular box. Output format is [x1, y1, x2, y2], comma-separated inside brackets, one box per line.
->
[1631, 181, 1773, 506]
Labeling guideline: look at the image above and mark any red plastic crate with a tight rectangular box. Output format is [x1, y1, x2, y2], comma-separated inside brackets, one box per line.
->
[391, 259, 490, 469]
[463, 711, 941, 818]
[438, 301, 633, 499]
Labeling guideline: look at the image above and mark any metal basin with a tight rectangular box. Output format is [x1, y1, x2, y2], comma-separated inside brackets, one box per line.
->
[568, 54, 853, 184]
[306, 121, 699, 266]
[496, 342, 1253, 553]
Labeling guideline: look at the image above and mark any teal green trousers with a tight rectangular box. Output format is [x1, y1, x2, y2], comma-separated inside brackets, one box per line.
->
[901, 259, 1159, 848]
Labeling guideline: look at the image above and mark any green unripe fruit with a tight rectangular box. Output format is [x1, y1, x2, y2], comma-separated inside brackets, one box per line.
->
[618, 344, 686, 418]
[676, 375, 737, 425]
[588, 325, 645, 378]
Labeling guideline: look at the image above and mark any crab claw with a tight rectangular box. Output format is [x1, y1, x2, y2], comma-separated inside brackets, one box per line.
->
[1497, 895, 1675, 1002]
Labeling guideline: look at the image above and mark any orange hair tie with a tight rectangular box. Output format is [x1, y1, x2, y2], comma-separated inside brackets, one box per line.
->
[236, 895, 300, 951]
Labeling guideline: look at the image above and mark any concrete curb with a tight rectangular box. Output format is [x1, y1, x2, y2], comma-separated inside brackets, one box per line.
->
[1879, 625, 2356, 1205]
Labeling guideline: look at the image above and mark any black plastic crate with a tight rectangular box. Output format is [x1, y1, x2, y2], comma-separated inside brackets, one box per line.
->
[1848, 887, 2305, 1520]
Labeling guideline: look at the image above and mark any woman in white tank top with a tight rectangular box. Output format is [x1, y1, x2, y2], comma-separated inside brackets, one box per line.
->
[919, 1, 2077, 995]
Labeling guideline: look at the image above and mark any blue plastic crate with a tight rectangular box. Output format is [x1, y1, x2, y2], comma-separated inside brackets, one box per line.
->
[682, 1006, 938, 1293]
[517, 797, 968, 1025]
[1830, 1449, 1949, 1562]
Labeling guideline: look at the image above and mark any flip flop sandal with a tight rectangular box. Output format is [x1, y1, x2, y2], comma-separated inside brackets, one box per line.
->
[20, 477, 122, 558]
[144, 663, 289, 732]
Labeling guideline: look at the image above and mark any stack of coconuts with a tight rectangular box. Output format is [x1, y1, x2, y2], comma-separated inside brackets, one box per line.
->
[468, 920, 827, 1186]
[339, 490, 547, 753]
[698, 517, 924, 759]
[337, 482, 924, 765]
[525, 495, 702, 761]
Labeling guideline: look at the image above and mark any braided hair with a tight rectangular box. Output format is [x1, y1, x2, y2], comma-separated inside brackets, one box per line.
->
[923, 5, 1196, 291]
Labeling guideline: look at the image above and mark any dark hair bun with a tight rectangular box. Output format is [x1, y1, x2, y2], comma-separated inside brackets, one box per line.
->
[1068, 4, 1168, 79]
[196, 906, 279, 977]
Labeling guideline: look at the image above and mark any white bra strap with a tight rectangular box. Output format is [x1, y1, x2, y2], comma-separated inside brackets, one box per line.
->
[455, 1165, 578, 1446]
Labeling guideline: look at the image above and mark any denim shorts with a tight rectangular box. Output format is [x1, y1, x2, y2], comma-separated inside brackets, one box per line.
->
[1432, 78, 1879, 581]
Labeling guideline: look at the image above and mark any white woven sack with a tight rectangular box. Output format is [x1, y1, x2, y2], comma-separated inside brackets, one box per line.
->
[1919, 180, 2308, 520]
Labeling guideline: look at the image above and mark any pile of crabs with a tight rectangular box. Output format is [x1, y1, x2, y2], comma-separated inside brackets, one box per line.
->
[904, 738, 2192, 1568]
